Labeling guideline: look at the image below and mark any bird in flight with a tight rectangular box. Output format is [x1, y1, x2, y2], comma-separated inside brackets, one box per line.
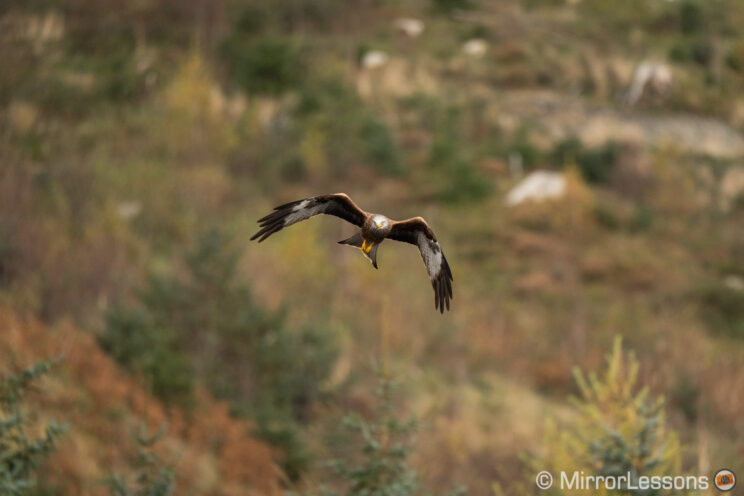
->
[251, 193, 453, 313]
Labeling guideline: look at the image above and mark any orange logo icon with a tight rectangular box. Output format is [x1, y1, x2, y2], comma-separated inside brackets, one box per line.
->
[714, 469, 736, 492]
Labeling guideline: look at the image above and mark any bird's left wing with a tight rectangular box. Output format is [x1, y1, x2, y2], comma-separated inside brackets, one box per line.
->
[387, 217, 453, 313]
[251, 193, 368, 242]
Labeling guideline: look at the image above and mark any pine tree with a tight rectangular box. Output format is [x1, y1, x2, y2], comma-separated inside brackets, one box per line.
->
[0, 359, 64, 495]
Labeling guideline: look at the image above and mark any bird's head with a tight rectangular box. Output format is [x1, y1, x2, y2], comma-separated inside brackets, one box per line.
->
[371, 215, 388, 231]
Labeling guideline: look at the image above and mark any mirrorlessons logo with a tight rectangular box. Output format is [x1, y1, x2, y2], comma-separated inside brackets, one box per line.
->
[534, 470, 738, 491]
[559, 471, 708, 491]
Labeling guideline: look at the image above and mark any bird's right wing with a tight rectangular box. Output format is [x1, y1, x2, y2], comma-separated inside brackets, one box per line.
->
[387, 217, 453, 313]
[251, 193, 368, 242]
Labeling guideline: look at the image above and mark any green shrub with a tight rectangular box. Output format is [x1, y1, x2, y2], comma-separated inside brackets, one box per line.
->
[533, 337, 682, 495]
[236, 0, 345, 32]
[669, 38, 714, 66]
[107, 424, 175, 496]
[697, 281, 744, 339]
[552, 138, 618, 184]
[679, 1, 704, 35]
[438, 159, 491, 204]
[579, 143, 618, 184]
[360, 118, 401, 176]
[305, 375, 465, 496]
[593, 202, 622, 231]
[430, 0, 472, 15]
[101, 227, 337, 480]
[221, 36, 301, 95]
[280, 154, 308, 183]
[550, 136, 583, 168]
[629, 204, 655, 233]
[426, 106, 492, 204]
[294, 76, 401, 178]
[101, 307, 194, 407]
[232, 6, 267, 38]
[275, 0, 346, 30]
[670, 373, 699, 423]
[429, 134, 459, 170]
[1, 359, 65, 495]
[507, 139, 541, 170]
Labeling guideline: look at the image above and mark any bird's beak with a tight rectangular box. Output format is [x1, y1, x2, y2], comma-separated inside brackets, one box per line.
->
[375, 222, 382, 228]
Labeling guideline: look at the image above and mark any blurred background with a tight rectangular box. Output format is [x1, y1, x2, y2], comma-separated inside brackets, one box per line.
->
[1, 0, 744, 494]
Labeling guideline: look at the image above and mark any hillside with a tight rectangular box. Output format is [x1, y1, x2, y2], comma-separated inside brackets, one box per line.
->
[2, 0, 744, 494]
[0, 307, 282, 495]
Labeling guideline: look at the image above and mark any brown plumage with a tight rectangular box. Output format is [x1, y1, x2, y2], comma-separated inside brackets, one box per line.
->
[251, 193, 453, 313]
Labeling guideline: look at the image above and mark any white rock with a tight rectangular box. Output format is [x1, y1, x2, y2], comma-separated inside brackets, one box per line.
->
[8, 101, 38, 133]
[626, 61, 673, 106]
[25, 11, 64, 44]
[719, 166, 744, 211]
[463, 39, 488, 58]
[506, 171, 566, 206]
[723, 275, 744, 292]
[395, 18, 425, 38]
[362, 50, 389, 69]
[116, 201, 142, 221]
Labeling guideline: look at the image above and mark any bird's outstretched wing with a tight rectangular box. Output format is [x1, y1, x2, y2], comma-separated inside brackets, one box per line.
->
[386, 217, 453, 313]
[251, 193, 368, 242]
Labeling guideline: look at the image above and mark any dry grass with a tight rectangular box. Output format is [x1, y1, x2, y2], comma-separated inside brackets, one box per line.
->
[0, 307, 282, 496]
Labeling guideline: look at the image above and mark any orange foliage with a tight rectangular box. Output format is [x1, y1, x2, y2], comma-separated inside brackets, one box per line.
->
[0, 307, 282, 495]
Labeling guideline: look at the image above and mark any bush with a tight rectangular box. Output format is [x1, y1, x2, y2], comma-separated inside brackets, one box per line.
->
[697, 281, 744, 339]
[0, 359, 65, 494]
[221, 36, 301, 95]
[551, 137, 582, 169]
[304, 375, 465, 496]
[100, 227, 337, 479]
[427, 107, 492, 204]
[101, 307, 195, 407]
[579, 143, 618, 184]
[669, 39, 714, 66]
[437, 159, 491, 204]
[430, 0, 472, 15]
[629, 204, 655, 233]
[679, 1, 704, 35]
[507, 139, 541, 170]
[360, 118, 402, 176]
[294, 76, 403, 179]
[107, 424, 175, 496]
[533, 337, 681, 495]
[552, 138, 618, 184]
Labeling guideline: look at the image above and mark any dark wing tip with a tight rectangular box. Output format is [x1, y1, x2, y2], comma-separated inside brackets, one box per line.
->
[252, 203, 298, 242]
[431, 259, 453, 313]
[432, 273, 451, 314]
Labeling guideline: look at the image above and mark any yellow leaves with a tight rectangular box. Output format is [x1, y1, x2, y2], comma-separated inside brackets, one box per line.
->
[573, 336, 640, 404]
[160, 52, 243, 156]
[536, 337, 681, 496]
[163, 53, 221, 122]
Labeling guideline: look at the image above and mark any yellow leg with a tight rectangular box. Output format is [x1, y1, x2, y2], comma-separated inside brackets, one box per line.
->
[361, 240, 367, 252]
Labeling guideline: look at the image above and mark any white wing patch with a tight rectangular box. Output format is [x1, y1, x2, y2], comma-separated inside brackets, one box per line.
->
[417, 232, 442, 280]
[284, 201, 326, 226]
